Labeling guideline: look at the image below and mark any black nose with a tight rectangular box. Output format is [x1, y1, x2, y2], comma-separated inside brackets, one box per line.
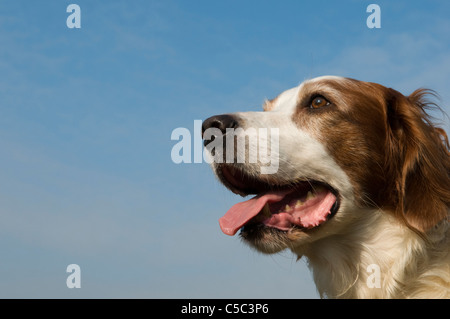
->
[202, 114, 238, 148]
[202, 114, 238, 136]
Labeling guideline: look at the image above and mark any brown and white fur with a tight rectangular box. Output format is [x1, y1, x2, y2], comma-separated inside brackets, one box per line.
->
[202, 76, 450, 298]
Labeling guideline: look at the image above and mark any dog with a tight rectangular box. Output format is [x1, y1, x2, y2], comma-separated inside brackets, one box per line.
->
[202, 76, 450, 298]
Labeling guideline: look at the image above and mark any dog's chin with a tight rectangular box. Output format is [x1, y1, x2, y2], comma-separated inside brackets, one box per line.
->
[240, 224, 312, 254]
[213, 163, 341, 254]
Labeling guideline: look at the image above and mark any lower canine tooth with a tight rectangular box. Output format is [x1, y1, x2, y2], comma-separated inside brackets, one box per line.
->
[306, 191, 314, 201]
[261, 203, 271, 217]
[285, 205, 291, 211]
[295, 200, 303, 207]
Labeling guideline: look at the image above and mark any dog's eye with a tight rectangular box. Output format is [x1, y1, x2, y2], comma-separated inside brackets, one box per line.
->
[310, 96, 330, 109]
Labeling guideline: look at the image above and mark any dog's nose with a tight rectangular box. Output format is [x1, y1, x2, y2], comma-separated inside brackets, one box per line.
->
[202, 114, 238, 148]
[202, 114, 238, 136]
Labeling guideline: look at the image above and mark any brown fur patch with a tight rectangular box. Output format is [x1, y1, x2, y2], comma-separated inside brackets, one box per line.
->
[291, 78, 450, 232]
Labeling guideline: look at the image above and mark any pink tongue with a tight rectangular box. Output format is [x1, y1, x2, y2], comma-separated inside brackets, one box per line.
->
[219, 189, 337, 236]
[219, 190, 290, 236]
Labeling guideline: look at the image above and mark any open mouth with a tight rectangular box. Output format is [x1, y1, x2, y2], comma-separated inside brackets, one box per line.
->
[216, 165, 340, 236]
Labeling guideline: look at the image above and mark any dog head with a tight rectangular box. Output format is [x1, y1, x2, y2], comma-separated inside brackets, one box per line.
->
[202, 76, 450, 255]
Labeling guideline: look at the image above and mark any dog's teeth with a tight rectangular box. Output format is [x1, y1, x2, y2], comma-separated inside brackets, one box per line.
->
[314, 185, 326, 193]
[261, 203, 271, 217]
[295, 200, 303, 208]
[285, 205, 291, 212]
[306, 191, 314, 201]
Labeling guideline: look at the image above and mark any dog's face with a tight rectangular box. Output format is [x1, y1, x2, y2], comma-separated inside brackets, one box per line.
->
[203, 76, 449, 255]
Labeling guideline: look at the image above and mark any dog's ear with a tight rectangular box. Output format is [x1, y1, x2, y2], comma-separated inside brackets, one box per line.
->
[384, 88, 450, 232]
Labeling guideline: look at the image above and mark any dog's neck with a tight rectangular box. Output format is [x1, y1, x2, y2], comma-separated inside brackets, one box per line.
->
[292, 209, 449, 298]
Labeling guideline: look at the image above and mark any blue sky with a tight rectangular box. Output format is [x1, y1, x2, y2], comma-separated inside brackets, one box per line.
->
[0, 0, 449, 298]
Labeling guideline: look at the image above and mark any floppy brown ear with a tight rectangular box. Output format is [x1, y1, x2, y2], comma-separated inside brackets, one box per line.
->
[385, 88, 450, 232]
